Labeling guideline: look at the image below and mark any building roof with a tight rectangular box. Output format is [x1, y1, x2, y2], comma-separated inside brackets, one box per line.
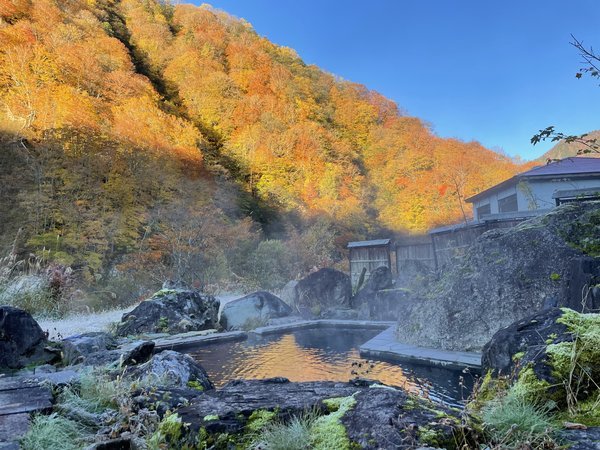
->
[347, 239, 391, 248]
[466, 157, 600, 203]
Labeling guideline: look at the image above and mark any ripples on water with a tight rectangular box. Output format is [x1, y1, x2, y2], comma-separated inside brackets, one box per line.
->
[187, 328, 476, 405]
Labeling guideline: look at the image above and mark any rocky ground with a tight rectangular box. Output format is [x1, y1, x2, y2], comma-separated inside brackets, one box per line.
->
[396, 201, 600, 352]
[2, 284, 600, 448]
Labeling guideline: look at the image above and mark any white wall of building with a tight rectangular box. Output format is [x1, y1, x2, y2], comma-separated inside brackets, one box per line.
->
[471, 176, 600, 221]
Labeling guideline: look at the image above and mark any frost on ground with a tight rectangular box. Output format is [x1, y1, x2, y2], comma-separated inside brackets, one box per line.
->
[37, 293, 243, 340]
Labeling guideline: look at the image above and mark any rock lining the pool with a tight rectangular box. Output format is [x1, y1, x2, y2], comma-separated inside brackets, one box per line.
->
[131, 377, 475, 449]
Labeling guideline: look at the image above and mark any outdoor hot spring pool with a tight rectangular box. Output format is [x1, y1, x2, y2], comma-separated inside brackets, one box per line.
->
[186, 327, 476, 405]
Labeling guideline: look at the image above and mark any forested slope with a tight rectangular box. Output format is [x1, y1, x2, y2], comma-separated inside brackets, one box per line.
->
[0, 0, 520, 297]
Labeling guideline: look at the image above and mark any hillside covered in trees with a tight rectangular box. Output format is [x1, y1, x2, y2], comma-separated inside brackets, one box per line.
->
[0, 0, 521, 302]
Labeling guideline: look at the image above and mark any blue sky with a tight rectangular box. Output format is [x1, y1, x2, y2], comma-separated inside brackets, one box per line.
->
[192, 1, 600, 160]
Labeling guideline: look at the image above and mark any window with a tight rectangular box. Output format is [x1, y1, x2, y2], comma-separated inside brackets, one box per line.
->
[476, 203, 491, 218]
[498, 193, 518, 213]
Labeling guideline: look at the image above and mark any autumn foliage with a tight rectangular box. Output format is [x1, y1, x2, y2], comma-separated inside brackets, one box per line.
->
[0, 0, 522, 298]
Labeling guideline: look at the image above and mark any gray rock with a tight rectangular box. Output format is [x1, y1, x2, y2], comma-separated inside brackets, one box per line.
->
[560, 427, 600, 449]
[84, 340, 155, 368]
[114, 289, 219, 336]
[219, 291, 292, 330]
[561, 257, 600, 312]
[159, 379, 470, 449]
[293, 268, 352, 317]
[352, 266, 394, 317]
[62, 332, 117, 365]
[396, 202, 600, 352]
[278, 280, 298, 305]
[0, 306, 58, 370]
[481, 307, 570, 378]
[125, 350, 213, 390]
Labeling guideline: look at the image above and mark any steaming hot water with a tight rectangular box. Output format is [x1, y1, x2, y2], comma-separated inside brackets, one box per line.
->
[187, 327, 475, 406]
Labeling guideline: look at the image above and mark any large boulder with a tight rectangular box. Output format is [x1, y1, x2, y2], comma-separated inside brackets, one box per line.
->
[352, 266, 394, 316]
[82, 340, 155, 368]
[292, 268, 352, 317]
[0, 306, 59, 370]
[472, 307, 600, 447]
[114, 289, 219, 336]
[126, 350, 213, 390]
[481, 307, 571, 377]
[61, 332, 118, 365]
[219, 291, 292, 330]
[396, 202, 600, 352]
[481, 307, 600, 406]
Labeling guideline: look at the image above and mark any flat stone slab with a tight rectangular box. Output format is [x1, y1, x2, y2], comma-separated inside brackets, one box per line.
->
[250, 319, 396, 336]
[0, 414, 29, 443]
[154, 330, 247, 351]
[360, 327, 482, 370]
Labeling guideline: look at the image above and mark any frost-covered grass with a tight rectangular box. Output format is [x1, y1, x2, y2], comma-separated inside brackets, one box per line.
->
[36, 307, 130, 339]
[252, 414, 314, 450]
[36, 292, 243, 339]
[20, 413, 89, 450]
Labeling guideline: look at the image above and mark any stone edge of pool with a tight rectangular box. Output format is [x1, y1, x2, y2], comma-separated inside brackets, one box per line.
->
[152, 320, 482, 371]
[360, 326, 482, 371]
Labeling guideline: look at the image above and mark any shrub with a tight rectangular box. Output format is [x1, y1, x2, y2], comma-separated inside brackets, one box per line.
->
[482, 390, 556, 447]
[251, 413, 314, 450]
[1, 283, 66, 318]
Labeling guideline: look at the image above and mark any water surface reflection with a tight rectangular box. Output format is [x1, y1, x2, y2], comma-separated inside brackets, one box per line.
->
[187, 328, 475, 405]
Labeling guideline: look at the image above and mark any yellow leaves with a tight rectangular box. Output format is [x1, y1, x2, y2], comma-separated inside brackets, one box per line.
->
[111, 96, 203, 162]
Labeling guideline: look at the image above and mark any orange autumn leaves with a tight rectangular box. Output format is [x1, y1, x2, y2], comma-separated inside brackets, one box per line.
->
[1, 0, 520, 239]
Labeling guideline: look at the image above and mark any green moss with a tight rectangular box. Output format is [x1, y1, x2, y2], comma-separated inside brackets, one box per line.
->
[418, 426, 444, 447]
[564, 207, 600, 257]
[548, 308, 600, 380]
[147, 412, 185, 449]
[467, 371, 510, 413]
[151, 289, 179, 298]
[203, 414, 219, 421]
[157, 316, 169, 332]
[549, 272, 561, 281]
[246, 409, 277, 434]
[511, 367, 554, 404]
[187, 380, 205, 391]
[311, 395, 356, 450]
[555, 395, 600, 426]
[512, 351, 525, 362]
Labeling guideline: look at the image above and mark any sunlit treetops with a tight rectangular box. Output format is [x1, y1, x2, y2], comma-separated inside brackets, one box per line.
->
[0, 0, 521, 279]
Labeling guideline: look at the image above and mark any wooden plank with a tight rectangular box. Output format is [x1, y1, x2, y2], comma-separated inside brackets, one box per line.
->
[0, 386, 52, 416]
[0, 370, 79, 392]
[0, 413, 29, 443]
